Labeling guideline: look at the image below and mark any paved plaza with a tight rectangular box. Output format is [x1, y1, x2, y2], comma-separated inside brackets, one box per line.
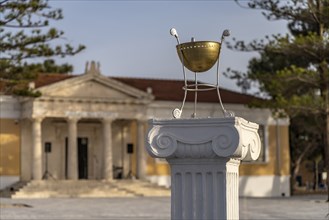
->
[0, 195, 328, 220]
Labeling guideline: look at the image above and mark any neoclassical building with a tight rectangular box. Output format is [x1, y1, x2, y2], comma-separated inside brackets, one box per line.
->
[0, 62, 291, 197]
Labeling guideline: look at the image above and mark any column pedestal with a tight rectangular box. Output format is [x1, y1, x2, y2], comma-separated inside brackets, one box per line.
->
[146, 117, 261, 220]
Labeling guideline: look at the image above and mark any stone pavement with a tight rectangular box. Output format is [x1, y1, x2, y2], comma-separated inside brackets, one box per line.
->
[0, 195, 328, 220]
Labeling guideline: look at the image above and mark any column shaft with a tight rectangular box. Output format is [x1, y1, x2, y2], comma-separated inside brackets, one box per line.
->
[103, 118, 113, 180]
[67, 117, 79, 180]
[137, 121, 147, 179]
[32, 117, 43, 180]
[170, 159, 240, 220]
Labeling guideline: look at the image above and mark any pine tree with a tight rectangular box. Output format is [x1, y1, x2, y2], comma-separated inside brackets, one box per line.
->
[0, 0, 85, 95]
[226, 0, 329, 200]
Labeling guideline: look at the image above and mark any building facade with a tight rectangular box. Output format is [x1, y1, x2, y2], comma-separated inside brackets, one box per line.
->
[0, 62, 290, 197]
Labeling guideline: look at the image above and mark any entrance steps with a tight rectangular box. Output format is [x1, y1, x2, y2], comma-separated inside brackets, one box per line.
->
[0, 181, 28, 198]
[10, 179, 170, 199]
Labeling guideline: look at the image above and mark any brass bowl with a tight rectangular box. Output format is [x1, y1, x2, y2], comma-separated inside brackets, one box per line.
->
[176, 41, 221, 73]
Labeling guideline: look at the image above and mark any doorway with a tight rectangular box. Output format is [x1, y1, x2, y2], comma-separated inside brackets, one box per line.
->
[65, 137, 89, 179]
[78, 137, 88, 179]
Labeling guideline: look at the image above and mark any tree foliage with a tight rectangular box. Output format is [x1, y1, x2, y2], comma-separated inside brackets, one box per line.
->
[226, 0, 329, 197]
[0, 0, 85, 95]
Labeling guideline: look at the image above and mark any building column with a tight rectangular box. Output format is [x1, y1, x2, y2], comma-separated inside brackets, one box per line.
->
[32, 117, 43, 180]
[67, 117, 79, 180]
[102, 118, 114, 181]
[137, 120, 147, 179]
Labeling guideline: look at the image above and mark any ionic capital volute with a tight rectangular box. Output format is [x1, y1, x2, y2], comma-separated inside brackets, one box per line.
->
[146, 117, 261, 161]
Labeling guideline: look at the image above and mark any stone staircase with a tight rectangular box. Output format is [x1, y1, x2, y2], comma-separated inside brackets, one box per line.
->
[10, 179, 170, 199]
[0, 181, 28, 198]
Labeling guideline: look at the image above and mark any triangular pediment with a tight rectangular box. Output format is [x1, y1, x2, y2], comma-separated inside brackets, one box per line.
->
[44, 79, 133, 99]
[37, 72, 153, 102]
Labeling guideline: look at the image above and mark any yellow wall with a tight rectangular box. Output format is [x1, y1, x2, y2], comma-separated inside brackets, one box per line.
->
[279, 126, 290, 176]
[147, 157, 170, 176]
[0, 119, 21, 175]
[240, 125, 290, 176]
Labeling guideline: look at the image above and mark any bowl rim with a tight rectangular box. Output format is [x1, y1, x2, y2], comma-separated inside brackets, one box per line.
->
[176, 41, 221, 48]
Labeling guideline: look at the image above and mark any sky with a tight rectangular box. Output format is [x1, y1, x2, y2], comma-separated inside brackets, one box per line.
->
[49, 0, 288, 92]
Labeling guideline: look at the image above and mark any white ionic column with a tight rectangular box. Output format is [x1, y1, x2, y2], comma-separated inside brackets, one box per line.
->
[137, 120, 147, 179]
[67, 117, 79, 180]
[147, 117, 261, 220]
[32, 117, 43, 180]
[102, 118, 113, 180]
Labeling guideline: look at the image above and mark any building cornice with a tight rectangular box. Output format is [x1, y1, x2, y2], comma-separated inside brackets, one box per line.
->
[35, 96, 152, 105]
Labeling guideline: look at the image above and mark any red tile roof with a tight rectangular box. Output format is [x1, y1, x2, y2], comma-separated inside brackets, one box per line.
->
[34, 73, 75, 88]
[113, 77, 256, 104]
[22, 74, 256, 104]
